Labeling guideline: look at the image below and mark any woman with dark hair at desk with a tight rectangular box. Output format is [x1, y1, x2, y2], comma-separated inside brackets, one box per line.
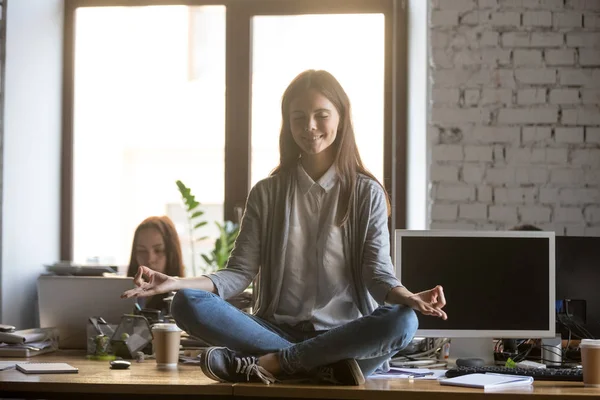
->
[127, 215, 185, 313]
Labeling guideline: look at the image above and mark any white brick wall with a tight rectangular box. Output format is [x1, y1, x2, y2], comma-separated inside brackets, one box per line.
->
[429, 0, 600, 235]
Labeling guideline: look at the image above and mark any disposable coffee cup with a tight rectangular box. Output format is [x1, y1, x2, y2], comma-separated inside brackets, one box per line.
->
[152, 323, 182, 370]
[580, 339, 600, 387]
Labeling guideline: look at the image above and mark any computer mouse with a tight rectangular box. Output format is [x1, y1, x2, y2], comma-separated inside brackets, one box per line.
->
[456, 357, 486, 367]
[110, 360, 131, 370]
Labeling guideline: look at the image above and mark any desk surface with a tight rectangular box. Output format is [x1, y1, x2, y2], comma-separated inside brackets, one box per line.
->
[0, 351, 229, 399]
[0, 351, 599, 400]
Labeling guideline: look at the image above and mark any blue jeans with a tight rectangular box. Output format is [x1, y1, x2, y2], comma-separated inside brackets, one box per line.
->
[171, 289, 418, 377]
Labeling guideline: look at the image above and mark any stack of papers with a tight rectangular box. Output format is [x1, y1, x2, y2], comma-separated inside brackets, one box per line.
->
[440, 373, 534, 390]
[0, 328, 53, 345]
[371, 368, 447, 380]
[0, 328, 58, 357]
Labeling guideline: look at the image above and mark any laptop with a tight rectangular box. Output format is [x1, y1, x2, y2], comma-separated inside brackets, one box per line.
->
[37, 276, 137, 349]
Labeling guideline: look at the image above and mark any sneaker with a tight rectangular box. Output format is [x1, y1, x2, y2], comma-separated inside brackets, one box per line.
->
[199, 346, 276, 384]
[315, 359, 365, 386]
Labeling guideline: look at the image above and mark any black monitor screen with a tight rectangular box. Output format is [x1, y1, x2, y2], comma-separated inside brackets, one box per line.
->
[556, 236, 600, 338]
[399, 235, 551, 332]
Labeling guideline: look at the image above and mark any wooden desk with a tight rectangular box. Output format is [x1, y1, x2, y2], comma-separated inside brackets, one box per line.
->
[234, 380, 597, 400]
[1, 351, 599, 400]
[0, 351, 231, 399]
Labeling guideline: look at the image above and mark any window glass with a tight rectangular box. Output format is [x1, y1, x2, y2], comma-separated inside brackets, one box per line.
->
[250, 14, 385, 186]
[73, 6, 226, 276]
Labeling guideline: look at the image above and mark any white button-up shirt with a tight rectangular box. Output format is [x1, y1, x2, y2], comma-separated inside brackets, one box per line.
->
[273, 162, 362, 330]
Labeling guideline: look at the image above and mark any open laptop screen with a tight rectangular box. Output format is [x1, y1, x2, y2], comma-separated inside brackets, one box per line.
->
[37, 276, 136, 349]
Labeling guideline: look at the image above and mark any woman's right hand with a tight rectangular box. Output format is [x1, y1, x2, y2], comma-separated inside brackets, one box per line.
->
[121, 266, 179, 299]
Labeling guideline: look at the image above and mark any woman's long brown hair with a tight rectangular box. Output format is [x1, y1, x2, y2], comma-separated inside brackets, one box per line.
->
[126, 216, 185, 277]
[271, 69, 391, 225]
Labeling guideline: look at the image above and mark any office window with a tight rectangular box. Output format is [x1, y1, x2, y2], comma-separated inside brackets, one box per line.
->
[250, 14, 384, 186]
[63, 0, 406, 273]
[72, 5, 226, 274]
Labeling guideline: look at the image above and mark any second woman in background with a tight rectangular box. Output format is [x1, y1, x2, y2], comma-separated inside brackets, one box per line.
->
[127, 215, 185, 313]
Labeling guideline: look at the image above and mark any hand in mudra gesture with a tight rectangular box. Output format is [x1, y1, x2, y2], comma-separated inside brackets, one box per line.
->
[121, 266, 178, 299]
[408, 285, 447, 320]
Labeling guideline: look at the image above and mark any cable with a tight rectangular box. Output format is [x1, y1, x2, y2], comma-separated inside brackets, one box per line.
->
[496, 341, 532, 363]
[540, 344, 570, 362]
[568, 317, 595, 339]
[392, 338, 450, 362]
[494, 339, 502, 353]
[557, 315, 591, 340]
[403, 338, 449, 359]
[558, 312, 595, 339]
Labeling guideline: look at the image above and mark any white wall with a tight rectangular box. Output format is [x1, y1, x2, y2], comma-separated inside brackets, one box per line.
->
[406, 0, 428, 229]
[1, 0, 63, 328]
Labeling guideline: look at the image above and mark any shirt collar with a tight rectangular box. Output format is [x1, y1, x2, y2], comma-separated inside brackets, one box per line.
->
[296, 161, 338, 195]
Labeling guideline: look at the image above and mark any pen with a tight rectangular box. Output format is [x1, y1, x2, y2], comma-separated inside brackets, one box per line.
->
[409, 372, 434, 377]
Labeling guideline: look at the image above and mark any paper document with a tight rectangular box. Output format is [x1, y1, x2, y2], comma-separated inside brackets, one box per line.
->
[440, 373, 533, 389]
[0, 339, 55, 350]
[371, 368, 447, 380]
[0, 328, 57, 344]
[0, 361, 24, 371]
[0, 339, 57, 357]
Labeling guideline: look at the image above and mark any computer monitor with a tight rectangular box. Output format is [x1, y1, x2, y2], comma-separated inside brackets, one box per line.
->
[394, 230, 555, 364]
[556, 236, 600, 339]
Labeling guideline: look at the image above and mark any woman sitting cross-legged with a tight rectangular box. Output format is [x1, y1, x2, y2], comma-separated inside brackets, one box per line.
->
[122, 69, 447, 386]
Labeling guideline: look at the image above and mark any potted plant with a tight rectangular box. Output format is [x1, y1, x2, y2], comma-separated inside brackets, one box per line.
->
[176, 180, 251, 311]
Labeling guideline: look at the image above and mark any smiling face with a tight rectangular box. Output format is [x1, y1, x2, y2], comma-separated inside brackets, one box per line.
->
[134, 228, 167, 274]
[289, 88, 340, 159]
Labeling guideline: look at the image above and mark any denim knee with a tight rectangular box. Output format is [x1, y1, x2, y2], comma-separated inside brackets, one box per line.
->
[170, 288, 214, 329]
[379, 305, 419, 350]
[395, 305, 419, 345]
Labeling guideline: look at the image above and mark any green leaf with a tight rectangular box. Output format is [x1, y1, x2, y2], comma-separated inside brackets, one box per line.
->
[176, 179, 211, 276]
[191, 211, 205, 219]
[178, 180, 239, 273]
[194, 221, 208, 229]
[201, 254, 213, 265]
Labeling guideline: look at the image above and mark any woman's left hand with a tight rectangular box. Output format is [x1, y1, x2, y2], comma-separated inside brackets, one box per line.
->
[407, 285, 447, 320]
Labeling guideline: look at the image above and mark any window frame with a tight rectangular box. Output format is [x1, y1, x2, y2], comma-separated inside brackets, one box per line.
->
[61, 0, 408, 260]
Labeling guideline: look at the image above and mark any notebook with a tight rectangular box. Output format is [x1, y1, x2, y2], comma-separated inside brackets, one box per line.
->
[16, 362, 78, 374]
[440, 373, 533, 389]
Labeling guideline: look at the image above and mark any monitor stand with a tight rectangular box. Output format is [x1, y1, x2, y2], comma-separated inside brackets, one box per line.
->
[449, 338, 495, 366]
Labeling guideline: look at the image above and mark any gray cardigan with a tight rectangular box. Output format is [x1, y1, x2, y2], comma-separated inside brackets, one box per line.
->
[207, 170, 402, 321]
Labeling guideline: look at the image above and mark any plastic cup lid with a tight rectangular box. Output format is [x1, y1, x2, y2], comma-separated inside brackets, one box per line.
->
[151, 323, 182, 332]
[580, 339, 600, 348]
